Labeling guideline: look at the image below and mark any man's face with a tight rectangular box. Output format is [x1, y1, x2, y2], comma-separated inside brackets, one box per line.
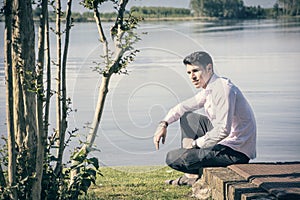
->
[186, 64, 212, 89]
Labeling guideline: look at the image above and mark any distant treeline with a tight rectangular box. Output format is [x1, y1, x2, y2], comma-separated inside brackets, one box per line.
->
[130, 4, 268, 19]
[190, 0, 300, 19]
[130, 6, 191, 18]
[38, 6, 192, 22]
[275, 0, 300, 16]
[32, 8, 118, 22]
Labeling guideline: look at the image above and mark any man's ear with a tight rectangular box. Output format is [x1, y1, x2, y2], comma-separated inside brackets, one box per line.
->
[206, 64, 213, 73]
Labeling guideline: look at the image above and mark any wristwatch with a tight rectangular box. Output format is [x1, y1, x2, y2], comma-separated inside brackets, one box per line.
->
[192, 140, 199, 149]
[159, 121, 168, 128]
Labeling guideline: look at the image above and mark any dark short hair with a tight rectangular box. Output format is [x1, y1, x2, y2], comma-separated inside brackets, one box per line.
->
[183, 51, 213, 68]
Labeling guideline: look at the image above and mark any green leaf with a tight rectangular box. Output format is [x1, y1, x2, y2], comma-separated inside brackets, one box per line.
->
[85, 168, 97, 177]
[87, 157, 99, 169]
[81, 179, 91, 193]
[72, 147, 87, 162]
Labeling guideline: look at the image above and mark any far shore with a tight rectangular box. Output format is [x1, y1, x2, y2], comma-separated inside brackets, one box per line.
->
[1, 15, 299, 23]
[79, 15, 299, 23]
[119, 16, 217, 21]
[0, 16, 218, 23]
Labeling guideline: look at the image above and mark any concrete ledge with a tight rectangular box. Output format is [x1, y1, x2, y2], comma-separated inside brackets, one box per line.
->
[229, 162, 300, 200]
[241, 192, 277, 200]
[192, 162, 300, 200]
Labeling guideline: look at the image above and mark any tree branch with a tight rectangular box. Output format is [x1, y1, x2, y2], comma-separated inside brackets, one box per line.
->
[111, 0, 129, 38]
[93, 3, 109, 66]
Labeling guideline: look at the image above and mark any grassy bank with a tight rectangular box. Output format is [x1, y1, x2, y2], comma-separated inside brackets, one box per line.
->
[81, 166, 195, 200]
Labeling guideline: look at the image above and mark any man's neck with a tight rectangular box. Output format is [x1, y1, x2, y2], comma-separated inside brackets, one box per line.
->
[202, 73, 214, 89]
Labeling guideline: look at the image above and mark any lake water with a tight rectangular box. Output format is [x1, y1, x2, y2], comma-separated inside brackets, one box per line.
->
[0, 19, 300, 167]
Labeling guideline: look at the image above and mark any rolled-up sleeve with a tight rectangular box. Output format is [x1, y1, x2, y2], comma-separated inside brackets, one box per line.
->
[163, 90, 207, 124]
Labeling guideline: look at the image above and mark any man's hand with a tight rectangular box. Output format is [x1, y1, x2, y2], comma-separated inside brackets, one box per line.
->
[153, 124, 167, 150]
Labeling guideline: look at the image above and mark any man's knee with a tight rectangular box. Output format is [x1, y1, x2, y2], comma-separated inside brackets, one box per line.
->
[180, 112, 193, 126]
[166, 148, 203, 174]
[166, 149, 187, 170]
[166, 150, 179, 167]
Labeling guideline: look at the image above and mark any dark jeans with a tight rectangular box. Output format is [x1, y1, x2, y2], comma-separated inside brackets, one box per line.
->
[166, 112, 250, 174]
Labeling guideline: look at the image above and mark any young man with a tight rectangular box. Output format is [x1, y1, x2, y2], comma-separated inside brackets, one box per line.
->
[153, 51, 256, 186]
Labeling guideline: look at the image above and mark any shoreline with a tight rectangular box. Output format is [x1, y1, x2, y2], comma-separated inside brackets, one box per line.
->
[1, 15, 299, 23]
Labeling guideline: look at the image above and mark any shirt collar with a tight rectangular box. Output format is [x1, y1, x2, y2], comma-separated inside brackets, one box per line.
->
[205, 74, 218, 90]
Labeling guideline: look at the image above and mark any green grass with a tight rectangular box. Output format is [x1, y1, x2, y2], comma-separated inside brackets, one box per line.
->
[80, 166, 195, 200]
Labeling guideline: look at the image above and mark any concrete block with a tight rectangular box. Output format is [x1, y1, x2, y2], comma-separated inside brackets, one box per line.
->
[211, 187, 224, 200]
[227, 181, 267, 200]
[241, 192, 277, 200]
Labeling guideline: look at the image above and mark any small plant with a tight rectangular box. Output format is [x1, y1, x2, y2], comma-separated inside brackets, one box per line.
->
[40, 130, 101, 200]
[0, 130, 100, 200]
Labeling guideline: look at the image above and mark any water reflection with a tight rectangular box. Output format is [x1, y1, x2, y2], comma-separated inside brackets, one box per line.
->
[192, 18, 300, 33]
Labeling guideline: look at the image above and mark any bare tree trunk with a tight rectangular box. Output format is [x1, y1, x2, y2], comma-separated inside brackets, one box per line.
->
[86, 74, 111, 149]
[85, 0, 128, 151]
[4, 0, 17, 199]
[61, 0, 73, 136]
[17, 0, 37, 178]
[69, 5, 110, 184]
[55, 0, 73, 176]
[70, 2, 120, 184]
[44, 2, 51, 138]
[32, 0, 48, 199]
[70, 0, 140, 189]
[11, 0, 37, 199]
[83, 5, 111, 149]
[71, 0, 129, 157]
[55, 0, 63, 175]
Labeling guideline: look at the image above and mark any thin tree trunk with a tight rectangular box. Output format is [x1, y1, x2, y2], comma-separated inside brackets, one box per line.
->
[43, 7, 51, 200]
[85, 74, 111, 149]
[32, 0, 48, 199]
[44, 2, 51, 138]
[4, 0, 17, 199]
[83, 5, 112, 148]
[55, 0, 73, 176]
[55, 0, 63, 176]
[61, 0, 73, 136]
[70, 74, 111, 187]
[74, 0, 128, 154]
[85, 0, 128, 150]
[70, 0, 138, 189]
[69, 5, 110, 184]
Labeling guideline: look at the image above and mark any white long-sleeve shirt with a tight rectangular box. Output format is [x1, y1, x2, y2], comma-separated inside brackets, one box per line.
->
[163, 74, 256, 159]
